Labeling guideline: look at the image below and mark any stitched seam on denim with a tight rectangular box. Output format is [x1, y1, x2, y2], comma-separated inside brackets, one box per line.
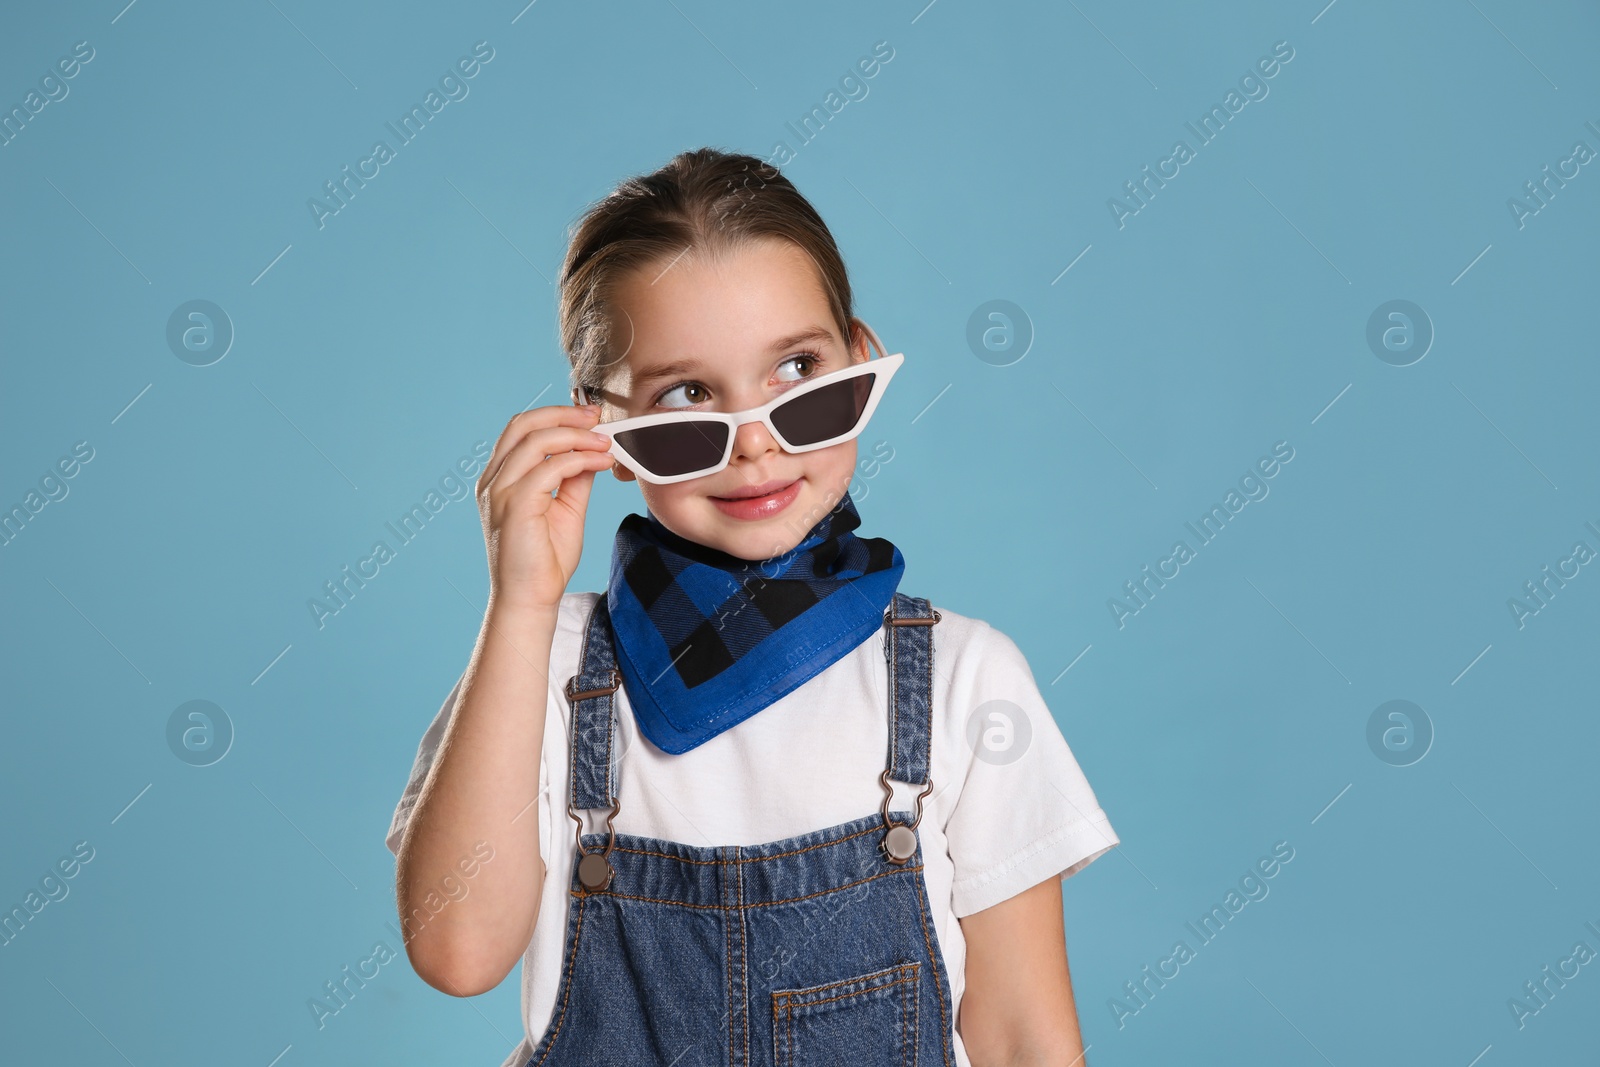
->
[568, 863, 923, 909]
[529, 891, 587, 1067]
[771, 993, 784, 1067]
[782, 972, 917, 1011]
[738, 847, 748, 1067]
[899, 965, 909, 1067]
[569, 597, 598, 815]
[723, 846, 733, 1067]
[597, 821, 884, 864]
[890, 610, 902, 782]
[911, 961, 922, 1067]
[906, 967, 913, 1067]
[603, 691, 615, 805]
[598, 606, 615, 805]
[774, 961, 915, 1001]
[902, 961, 918, 1067]
[911, 856, 954, 1067]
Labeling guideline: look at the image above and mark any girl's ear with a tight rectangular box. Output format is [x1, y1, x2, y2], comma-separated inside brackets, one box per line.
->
[610, 460, 637, 483]
[847, 318, 873, 364]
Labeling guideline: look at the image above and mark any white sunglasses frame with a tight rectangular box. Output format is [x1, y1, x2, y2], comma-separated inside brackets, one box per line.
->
[576, 323, 902, 486]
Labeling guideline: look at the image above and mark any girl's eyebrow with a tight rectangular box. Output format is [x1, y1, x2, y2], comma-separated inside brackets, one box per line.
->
[764, 325, 835, 355]
[631, 325, 836, 391]
[631, 357, 701, 392]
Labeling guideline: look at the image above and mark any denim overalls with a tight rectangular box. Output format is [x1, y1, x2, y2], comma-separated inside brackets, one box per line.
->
[524, 591, 959, 1067]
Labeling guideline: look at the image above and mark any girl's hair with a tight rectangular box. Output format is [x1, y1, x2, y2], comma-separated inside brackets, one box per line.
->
[559, 146, 857, 404]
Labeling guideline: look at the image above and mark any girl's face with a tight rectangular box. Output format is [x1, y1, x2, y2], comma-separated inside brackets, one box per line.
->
[595, 237, 870, 563]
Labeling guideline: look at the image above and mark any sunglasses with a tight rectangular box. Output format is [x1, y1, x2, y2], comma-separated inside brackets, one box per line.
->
[575, 325, 902, 485]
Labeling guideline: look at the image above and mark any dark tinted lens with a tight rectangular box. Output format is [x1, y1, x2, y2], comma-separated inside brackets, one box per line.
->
[770, 373, 875, 447]
[614, 420, 731, 478]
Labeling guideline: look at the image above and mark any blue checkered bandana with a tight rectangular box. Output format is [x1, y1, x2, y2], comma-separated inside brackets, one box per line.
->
[605, 492, 905, 755]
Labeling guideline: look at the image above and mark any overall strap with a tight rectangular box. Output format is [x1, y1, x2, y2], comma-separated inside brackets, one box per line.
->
[883, 591, 940, 787]
[566, 591, 941, 808]
[567, 596, 624, 812]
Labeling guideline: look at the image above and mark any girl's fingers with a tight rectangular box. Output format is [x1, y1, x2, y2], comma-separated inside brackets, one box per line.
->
[478, 406, 592, 490]
[492, 427, 613, 502]
[481, 416, 611, 500]
[479, 407, 604, 496]
[527, 446, 614, 498]
[545, 448, 610, 518]
[499, 449, 614, 518]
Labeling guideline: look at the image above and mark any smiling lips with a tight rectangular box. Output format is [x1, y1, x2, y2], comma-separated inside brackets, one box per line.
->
[710, 478, 800, 519]
[715, 478, 797, 500]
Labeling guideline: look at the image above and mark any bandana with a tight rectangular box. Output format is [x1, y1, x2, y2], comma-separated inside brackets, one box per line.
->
[605, 492, 905, 755]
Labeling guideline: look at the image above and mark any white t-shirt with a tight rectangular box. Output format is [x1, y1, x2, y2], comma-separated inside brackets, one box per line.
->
[385, 591, 1118, 1067]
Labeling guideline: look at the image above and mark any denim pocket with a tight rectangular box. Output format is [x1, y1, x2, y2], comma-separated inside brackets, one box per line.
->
[772, 960, 920, 1067]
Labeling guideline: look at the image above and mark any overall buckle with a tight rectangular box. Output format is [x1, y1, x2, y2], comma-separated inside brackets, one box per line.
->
[878, 767, 932, 865]
[565, 670, 623, 891]
[568, 797, 621, 892]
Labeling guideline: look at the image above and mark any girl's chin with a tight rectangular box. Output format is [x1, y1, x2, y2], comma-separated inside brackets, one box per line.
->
[692, 519, 809, 563]
[709, 529, 801, 561]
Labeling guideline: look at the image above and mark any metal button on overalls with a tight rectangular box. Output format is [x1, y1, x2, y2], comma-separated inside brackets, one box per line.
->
[524, 592, 959, 1067]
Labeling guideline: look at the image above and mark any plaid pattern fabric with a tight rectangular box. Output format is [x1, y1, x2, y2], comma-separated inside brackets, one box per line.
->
[605, 492, 905, 755]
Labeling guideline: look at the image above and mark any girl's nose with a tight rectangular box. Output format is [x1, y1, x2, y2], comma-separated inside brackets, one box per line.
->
[730, 416, 781, 460]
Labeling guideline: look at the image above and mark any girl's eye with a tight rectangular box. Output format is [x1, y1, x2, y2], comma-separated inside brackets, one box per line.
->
[655, 381, 709, 408]
[652, 352, 823, 409]
[777, 351, 822, 382]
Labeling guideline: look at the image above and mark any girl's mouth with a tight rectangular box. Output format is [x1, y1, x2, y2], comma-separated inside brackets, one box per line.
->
[710, 479, 801, 520]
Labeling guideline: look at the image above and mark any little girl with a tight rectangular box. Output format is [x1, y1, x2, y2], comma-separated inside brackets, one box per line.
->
[386, 147, 1119, 1067]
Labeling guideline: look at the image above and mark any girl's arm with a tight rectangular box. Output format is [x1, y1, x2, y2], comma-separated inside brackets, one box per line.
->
[395, 403, 613, 995]
[393, 598, 557, 997]
[958, 876, 1088, 1065]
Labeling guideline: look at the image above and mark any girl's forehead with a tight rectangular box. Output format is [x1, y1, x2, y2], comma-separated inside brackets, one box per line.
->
[604, 279, 842, 367]
[612, 238, 831, 318]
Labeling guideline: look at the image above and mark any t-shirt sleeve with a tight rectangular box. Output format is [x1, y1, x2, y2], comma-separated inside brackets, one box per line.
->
[384, 672, 465, 858]
[943, 621, 1119, 918]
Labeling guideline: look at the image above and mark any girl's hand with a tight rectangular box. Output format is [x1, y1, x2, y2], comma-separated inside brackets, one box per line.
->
[476, 404, 616, 614]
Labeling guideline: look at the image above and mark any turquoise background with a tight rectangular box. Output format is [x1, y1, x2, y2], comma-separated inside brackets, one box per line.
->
[3, 0, 1597, 1063]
